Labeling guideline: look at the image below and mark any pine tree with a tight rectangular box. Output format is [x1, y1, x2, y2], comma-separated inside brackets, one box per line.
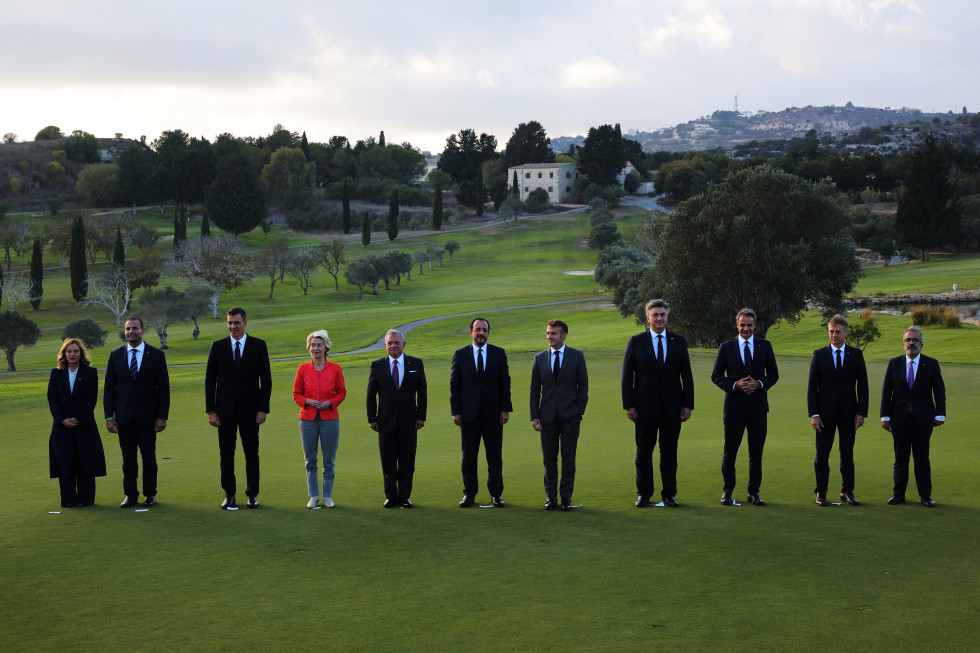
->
[432, 178, 443, 230]
[387, 189, 399, 241]
[113, 228, 126, 267]
[361, 213, 371, 247]
[342, 182, 352, 234]
[70, 217, 88, 302]
[474, 169, 485, 217]
[379, 131, 386, 147]
[29, 239, 43, 309]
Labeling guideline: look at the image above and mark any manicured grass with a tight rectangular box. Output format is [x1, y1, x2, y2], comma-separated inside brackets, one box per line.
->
[855, 252, 980, 295]
[2, 210, 978, 651]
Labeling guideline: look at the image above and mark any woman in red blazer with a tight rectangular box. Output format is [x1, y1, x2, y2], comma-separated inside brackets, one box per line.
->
[293, 330, 347, 509]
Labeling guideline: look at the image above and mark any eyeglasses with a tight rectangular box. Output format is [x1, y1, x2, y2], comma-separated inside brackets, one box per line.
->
[904, 337, 921, 343]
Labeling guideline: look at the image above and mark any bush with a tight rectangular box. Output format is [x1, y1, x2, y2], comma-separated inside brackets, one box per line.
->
[62, 317, 108, 349]
[910, 305, 961, 328]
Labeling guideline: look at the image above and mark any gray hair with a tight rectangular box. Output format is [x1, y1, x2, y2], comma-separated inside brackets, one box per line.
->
[904, 325, 924, 342]
[645, 299, 669, 315]
[385, 329, 405, 343]
[307, 329, 333, 350]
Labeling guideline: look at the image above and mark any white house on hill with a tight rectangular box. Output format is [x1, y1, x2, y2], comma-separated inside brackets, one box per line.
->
[508, 162, 580, 203]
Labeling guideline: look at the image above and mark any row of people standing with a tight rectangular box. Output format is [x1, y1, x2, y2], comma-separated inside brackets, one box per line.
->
[47, 303, 947, 511]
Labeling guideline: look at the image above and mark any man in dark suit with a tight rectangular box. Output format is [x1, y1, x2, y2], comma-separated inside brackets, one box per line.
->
[530, 319, 589, 511]
[205, 307, 272, 510]
[104, 317, 170, 508]
[880, 325, 946, 507]
[367, 329, 427, 508]
[451, 318, 512, 508]
[622, 299, 694, 508]
[711, 307, 779, 506]
[807, 314, 869, 507]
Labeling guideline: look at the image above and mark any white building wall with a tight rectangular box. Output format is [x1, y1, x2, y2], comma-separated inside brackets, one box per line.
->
[507, 163, 580, 203]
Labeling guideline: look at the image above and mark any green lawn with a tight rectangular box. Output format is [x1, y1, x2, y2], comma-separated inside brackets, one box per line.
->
[2, 210, 978, 651]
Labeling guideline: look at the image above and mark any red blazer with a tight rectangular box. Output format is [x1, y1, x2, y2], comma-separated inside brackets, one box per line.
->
[293, 360, 347, 420]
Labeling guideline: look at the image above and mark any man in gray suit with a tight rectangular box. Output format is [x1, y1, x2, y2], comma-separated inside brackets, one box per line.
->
[530, 319, 589, 511]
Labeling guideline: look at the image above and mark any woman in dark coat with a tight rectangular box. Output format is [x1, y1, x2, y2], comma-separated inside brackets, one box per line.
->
[48, 338, 106, 507]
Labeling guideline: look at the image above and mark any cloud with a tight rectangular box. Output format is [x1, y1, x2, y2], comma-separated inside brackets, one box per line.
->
[558, 57, 626, 91]
[640, 9, 733, 55]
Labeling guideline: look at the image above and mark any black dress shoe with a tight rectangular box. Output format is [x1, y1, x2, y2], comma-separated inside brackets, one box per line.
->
[663, 496, 680, 508]
[840, 492, 861, 506]
[720, 492, 733, 506]
[221, 495, 236, 509]
[399, 498, 414, 508]
[635, 495, 651, 507]
[383, 499, 397, 508]
[143, 496, 156, 507]
[491, 496, 505, 507]
[120, 496, 139, 509]
[815, 493, 830, 507]
[746, 492, 766, 506]
[920, 496, 936, 507]
[560, 497, 572, 512]
[887, 494, 905, 505]
[459, 494, 475, 508]
[246, 496, 259, 509]
[544, 496, 558, 510]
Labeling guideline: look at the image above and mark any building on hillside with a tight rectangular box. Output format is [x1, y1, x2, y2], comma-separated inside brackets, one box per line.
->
[508, 162, 580, 203]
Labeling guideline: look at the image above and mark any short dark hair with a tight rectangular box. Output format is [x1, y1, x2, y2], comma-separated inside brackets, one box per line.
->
[227, 307, 247, 320]
[736, 307, 756, 322]
[125, 316, 144, 329]
[645, 299, 669, 315]
[469, 317, 490, 331]
[547, 319, 568, 335]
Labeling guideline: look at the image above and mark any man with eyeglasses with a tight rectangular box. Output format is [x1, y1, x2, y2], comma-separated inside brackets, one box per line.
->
[880, 325, 946, 507]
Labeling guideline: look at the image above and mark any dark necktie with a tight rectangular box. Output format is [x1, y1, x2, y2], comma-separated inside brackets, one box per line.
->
[392, 359, 400, 389]
[129, 348, 138, 379]
[657, 334, 665, 365]
[907, 360, 914, 389]
[234, 340, 242, 369]
[553, 350, 560, 380]
[743, 341, 752, 369]
[835, 348, 842, 372]
[477, 348, 484, 374]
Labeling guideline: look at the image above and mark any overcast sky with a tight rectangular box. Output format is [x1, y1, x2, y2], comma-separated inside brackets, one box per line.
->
[3, 0, 977, 154]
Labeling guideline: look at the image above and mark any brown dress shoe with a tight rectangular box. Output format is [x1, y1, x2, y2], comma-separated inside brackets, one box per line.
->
[815, 493, 830, 507]
[840, 492, 861, 506]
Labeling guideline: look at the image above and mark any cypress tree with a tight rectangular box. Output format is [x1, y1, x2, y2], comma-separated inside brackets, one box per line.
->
[387, 189, 399, 241]
[70, 217, 88, 302]
[174, 203, 187, 260]
[475, 169, 484, 217]
[29, 238, 43, 309]
[378, 131, 385, 147]
[512, 170, 519, 197]
[432, 178, 443, 230]
[200, 210, 211, 239]
[342, 181, 352, 234]
[361, 213, 371, 247]
[0, 260, 4, 308]
[113, 228, 126, 267]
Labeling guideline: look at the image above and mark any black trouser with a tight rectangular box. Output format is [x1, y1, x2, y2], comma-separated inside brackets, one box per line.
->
[721, 411, 767, 494]
[813, 414, 856, 495]
[635, 414, 681, 499]
[540, 418, 580, 499]
[379, 428, 417, 501]
[461, 419, 504, 497]
[218, 415, 260, 498]
[118, 419, 157, 499]
[891, 420, 933, 497]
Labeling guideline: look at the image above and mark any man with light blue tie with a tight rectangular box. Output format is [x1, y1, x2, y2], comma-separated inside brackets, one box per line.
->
[880, 325, 946, 507]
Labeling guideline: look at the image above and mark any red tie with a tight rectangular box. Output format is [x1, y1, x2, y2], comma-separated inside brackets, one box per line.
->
[392, 359, 400, 389]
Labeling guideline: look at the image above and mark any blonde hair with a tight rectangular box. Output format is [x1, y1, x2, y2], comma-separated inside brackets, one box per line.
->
[57, 338, 92, 370]
[307, 329, 333, 351]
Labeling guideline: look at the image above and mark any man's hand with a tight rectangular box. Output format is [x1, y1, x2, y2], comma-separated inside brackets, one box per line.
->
[369, 421, 379, 432]
[105, 418, 118, 433]
[811, 416, 823, 432]
[531, 418, 542, 432]
[933, 419, 945, 427]
[680, 407, 692, 422]
[499, 411, 510, 425]
[854, 415, 865, 430]
[154, 418, 167, 433]
[625, 407, 638, 422]
[208, 412, 221, 428]
[415, 420, 425, 430]
[881, 419, 891, 432]
[63, 418, 78, 429]
[452, 414, 462, 426]
[737, 376, 759, 394]
[255, 412, 267, 425]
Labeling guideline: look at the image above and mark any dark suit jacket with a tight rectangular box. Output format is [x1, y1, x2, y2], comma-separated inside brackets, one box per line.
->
[204, 335, 272, 418]
[48, 366, 106, 478]
[621, 329, 694, 418]
[710, 337, 779, 416]
[104, 343, 171, 424]
[806, 345, 869, 419]
[366, 355, 427, 432]
[450, 343, 513, 423]
[880, 354, 946, 426]
[530, 346, 589, 423]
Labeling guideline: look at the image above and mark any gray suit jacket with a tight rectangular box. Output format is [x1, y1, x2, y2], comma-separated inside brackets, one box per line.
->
[530, 346, 588, 423]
